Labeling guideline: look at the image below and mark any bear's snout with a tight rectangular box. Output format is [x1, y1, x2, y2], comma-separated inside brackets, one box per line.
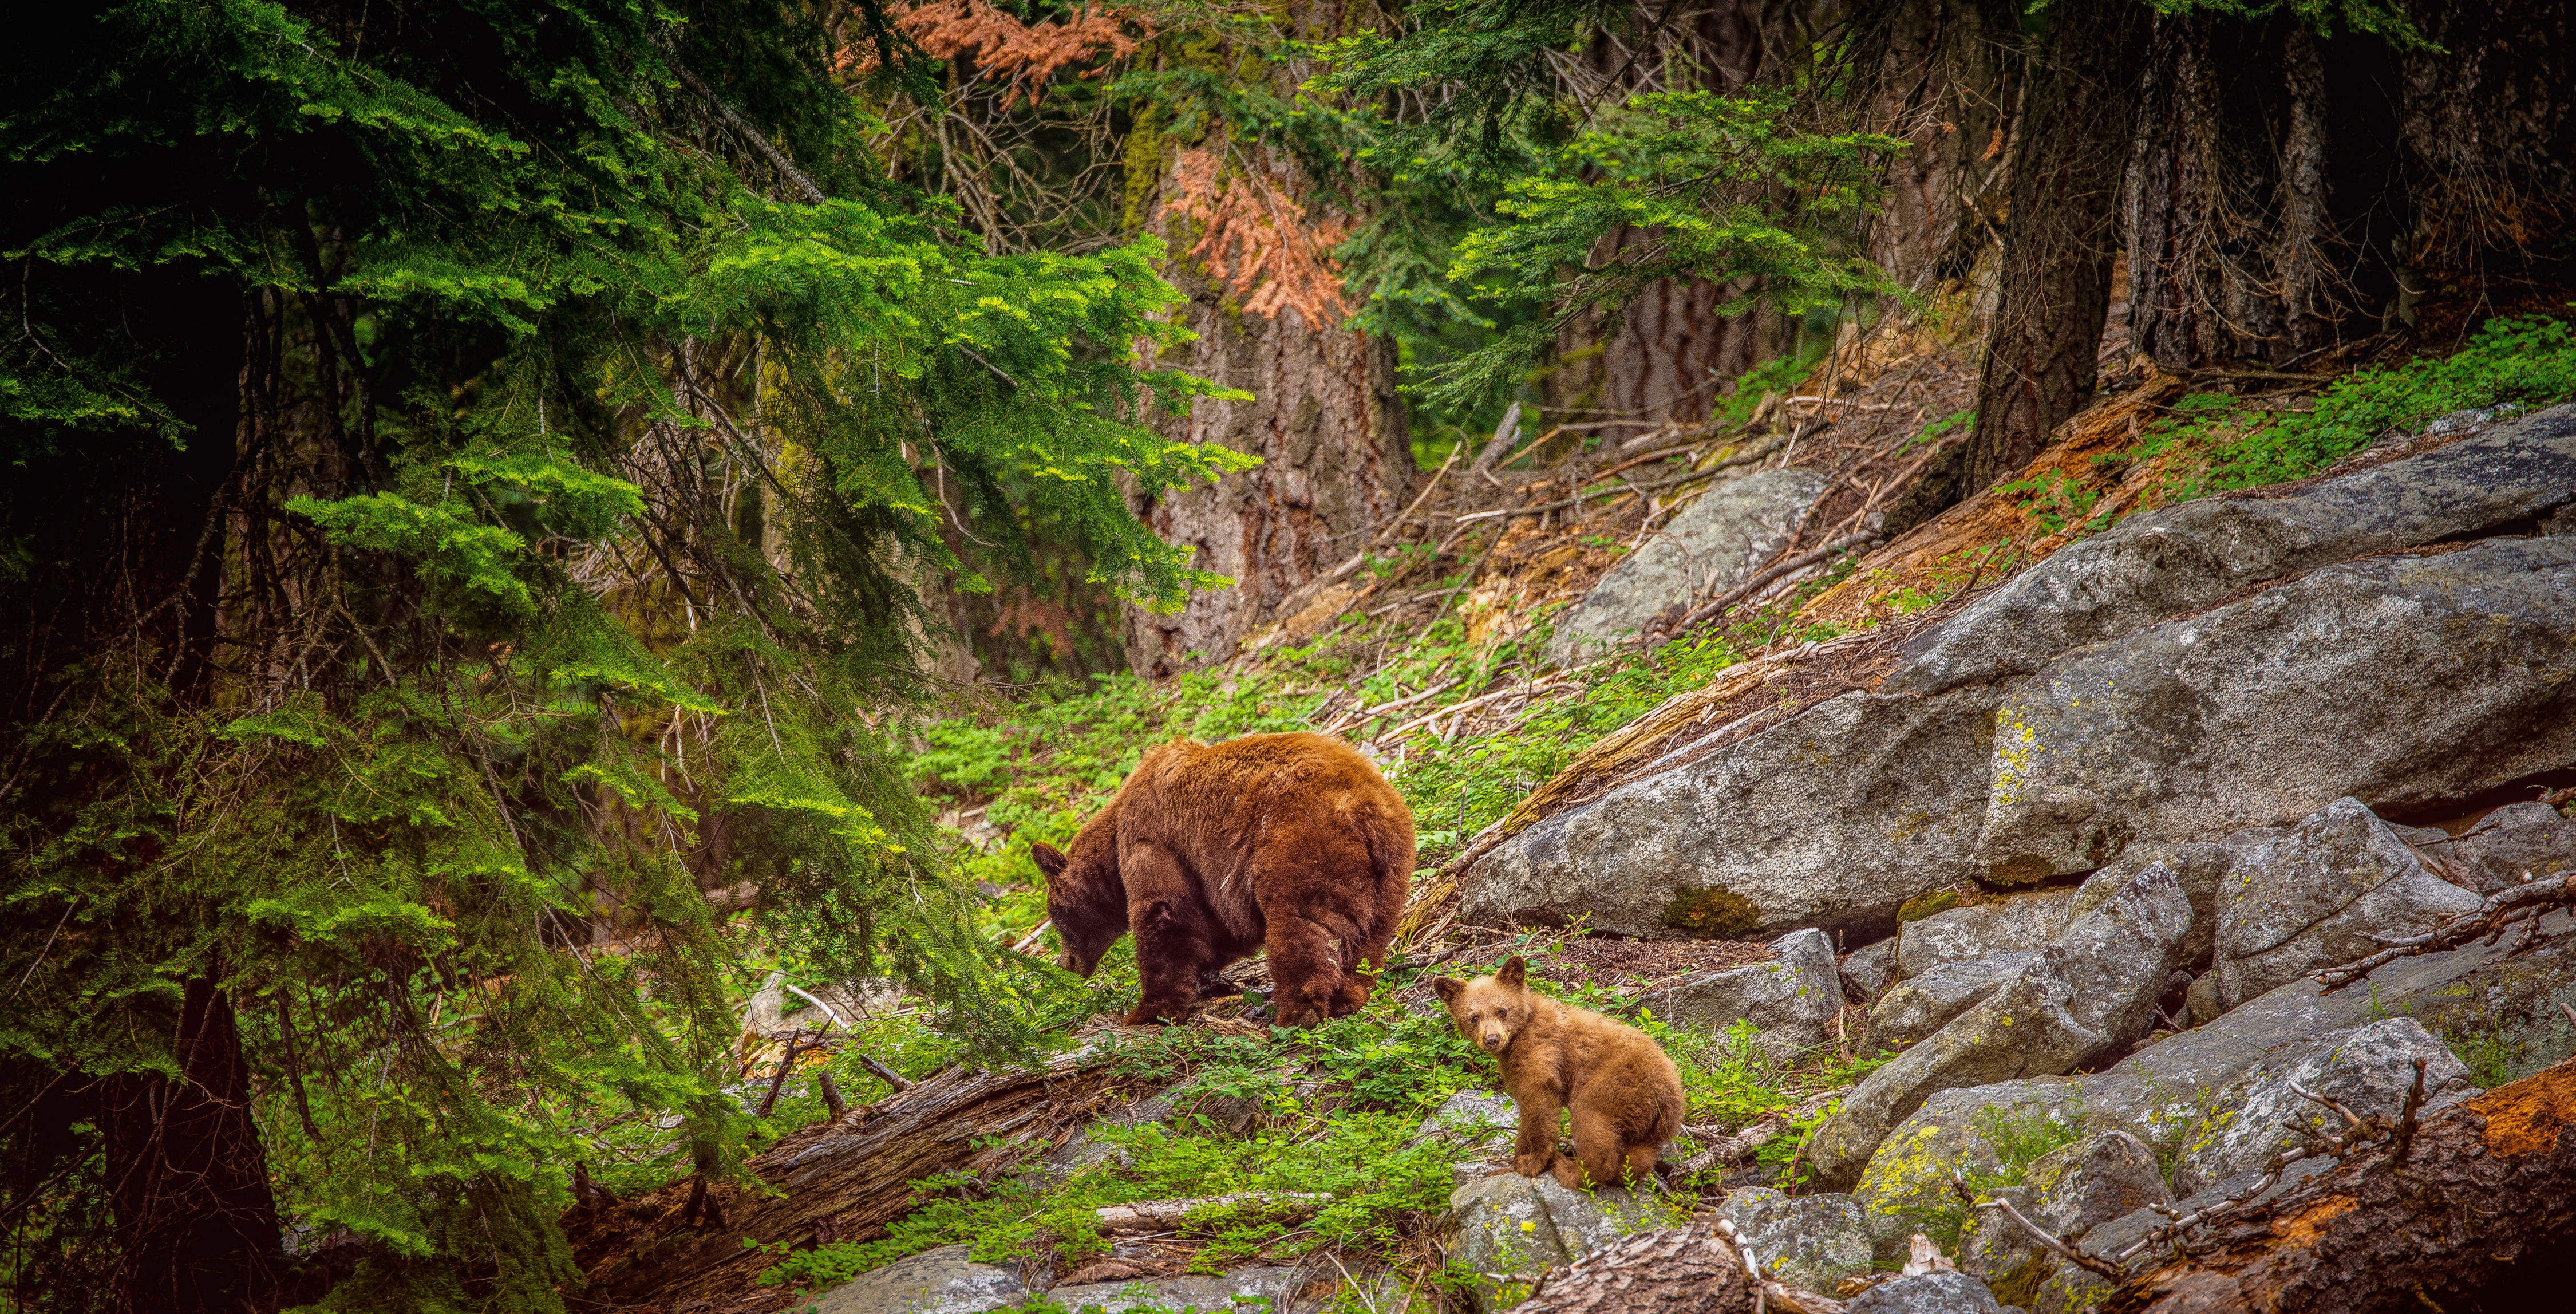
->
[1479, 1028, 1508, 1052]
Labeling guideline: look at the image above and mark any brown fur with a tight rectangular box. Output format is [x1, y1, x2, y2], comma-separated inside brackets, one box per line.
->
[1030, 732, 1414, 1028]
[1433, 957, 1684, 1190]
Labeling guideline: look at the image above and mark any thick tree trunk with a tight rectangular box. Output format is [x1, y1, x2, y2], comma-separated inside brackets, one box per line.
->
[1958, 0, 2148, 496]
[2394, 0, 2575, 293]
[2106, 1055, 2576, 1312]
[1854, 0, 2024, 291]
[101, 978, 287, 1314]
[2125, 15, 2405, 370]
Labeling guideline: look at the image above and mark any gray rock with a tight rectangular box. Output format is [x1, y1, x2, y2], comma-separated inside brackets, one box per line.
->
[2183, 973, 2224, 1027]
[1412, 1090, 1519, 1185]
[1963, 1131, 2171, 1309]
[1866, 954, 2036, 1055]
[1440, 1174, 1672, 1311]
[1643, 929, 1844, 1062]
[1971, 539, 2576, 885]
[1046, 1266, 1306, 1313]
[2056, 842, 2233, 973]
[1546, 467, 1828, 665]
[1846, 912, 2576, 1254]
[2214, 798, 2484, 1010]
[1887, 401, 2576, 697]
[2168, 1016, 2474, 1197]
[2453, 802, 2576, 893]
[1467, 684, 2004, 941]
[1845, 938, 1901, 1000]
[1809, 864, 2194, 1190]
[1716, 1187, 1875, 1291]
[1897, 892, 2079, 981]
[813, 1244, 1028, 1314]
[1846, 1271, 2006, 1314]
[1024, 1094, 1176, 1187]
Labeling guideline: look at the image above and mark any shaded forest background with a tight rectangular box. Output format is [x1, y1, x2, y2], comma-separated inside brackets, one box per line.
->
[1, 1, 2569, 1312]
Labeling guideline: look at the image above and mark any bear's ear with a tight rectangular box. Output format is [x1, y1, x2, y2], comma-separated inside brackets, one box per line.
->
[1031, 843, 1068, 881]
[1431, 977, 1464, 1004]
[1498, 956, 1527, 988]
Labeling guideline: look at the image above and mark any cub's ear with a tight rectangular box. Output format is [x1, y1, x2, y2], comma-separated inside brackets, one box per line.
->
[1498, 956, 1528, 988]
[1431, 977, 1465, 1004]
[1030, 843, 1068, 881]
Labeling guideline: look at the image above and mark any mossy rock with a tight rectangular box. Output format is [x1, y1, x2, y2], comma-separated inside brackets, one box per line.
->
[1896, 890, 1961, 923]
[1982, 854, 2058, 889]
[1660, 885, 1760, 938]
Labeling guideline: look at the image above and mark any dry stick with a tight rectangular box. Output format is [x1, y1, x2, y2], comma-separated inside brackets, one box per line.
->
[817, 1070, 850, 1125]
[1093, 1192, 1332, 1233]
[1372, 444, 1463, 547]
[1668, 531, 1883, 634]
[1454, 433, 1792, 524]
[856, 1052, 914, 1092]
[2391, 1057, 2428, 1165]
[754, 1028, 809, 1118]
[1325, 677, 1461, 736]
[1010, 918, 1053, 956]
[2314, 873, 2573, 985]
[1376, 678, 1582, 745]
[1976, 1195, 2126, 1280]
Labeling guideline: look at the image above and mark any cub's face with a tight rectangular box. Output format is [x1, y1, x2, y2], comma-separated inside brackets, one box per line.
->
[1432, 956, 1535, 1055]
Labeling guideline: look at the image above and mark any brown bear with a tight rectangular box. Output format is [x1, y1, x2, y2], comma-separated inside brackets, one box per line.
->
[1030, 731, 1414, 1028]
[1433, 956, 1684, 1190]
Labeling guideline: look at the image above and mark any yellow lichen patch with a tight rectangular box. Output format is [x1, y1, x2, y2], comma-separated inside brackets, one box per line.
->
[2271, 1194, 2358, 1247]
[2467, 1062, 2576, 1157]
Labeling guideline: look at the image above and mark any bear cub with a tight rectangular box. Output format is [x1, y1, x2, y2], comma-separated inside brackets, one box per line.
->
[1433, 956, 1682, 1190]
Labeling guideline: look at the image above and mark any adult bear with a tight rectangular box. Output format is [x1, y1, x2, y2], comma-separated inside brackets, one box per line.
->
[1031, 731, 1414, 1028]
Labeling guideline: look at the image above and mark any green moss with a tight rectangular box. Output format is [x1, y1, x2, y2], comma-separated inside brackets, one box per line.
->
[1984, 854, 2058, 888]
[1661, 885, 1761, 938]
[1897, 890, 1961, 923]
[1988, 1253, 2053, 1308]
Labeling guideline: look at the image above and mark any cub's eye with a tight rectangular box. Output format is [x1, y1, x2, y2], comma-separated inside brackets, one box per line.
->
[1495, 1008, 1508, 1020]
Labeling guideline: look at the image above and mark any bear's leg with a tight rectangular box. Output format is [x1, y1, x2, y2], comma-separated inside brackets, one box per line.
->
[1561, 1102, 1635, 1191]
[1256, 911, 1351, 1028]
[1127, 897, 1216, 1024]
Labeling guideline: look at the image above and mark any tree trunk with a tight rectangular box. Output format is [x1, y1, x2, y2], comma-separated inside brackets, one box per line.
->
[100, 977, 287, 1314]
[2106, 1055, 2576, 1313]
[2394, 0, 2575, 298]
[1852, 0, 2025, 292]
[1922, 0, 2147, 520]
[1123, 151, 1413, 677]
[2124, 15, 2405, 371]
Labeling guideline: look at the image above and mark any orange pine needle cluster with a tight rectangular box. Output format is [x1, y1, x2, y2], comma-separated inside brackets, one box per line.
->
[1162, 147, 1352, 327]
[842, 2, 1145, 110]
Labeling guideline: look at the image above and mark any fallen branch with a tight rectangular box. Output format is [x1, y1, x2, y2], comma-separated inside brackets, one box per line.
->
[1454, 433, 1793, 524]
[1976, 1195, 2125, 1281]
[1324, 677, 1461, 735]
[1666, 531, 1883, 636]
[2313, 873, 2572, 986]
[754, 1029, 811, 1118]
[1093, 1191, 1332, 1233]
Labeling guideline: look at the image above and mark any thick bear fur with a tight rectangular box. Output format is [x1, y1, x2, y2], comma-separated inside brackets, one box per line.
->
[1030, 731, 1414, 1028]
[1433, 957, 1683, 1190]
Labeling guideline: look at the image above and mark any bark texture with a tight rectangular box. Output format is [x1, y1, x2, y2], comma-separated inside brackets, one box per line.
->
[1959, 0, 2150, 496]
[1852, 0, 2025, 291]
[100, 978, 287, 1314]
[2124, 15, 2405, 370]
[2106, 1055, 2576, 1313]
[2395, 0, 2576, 283]
[1123, 145, 1411, 675]
[573, 1059, 1125, 1308]
[1516, 1221, 1758, 1314]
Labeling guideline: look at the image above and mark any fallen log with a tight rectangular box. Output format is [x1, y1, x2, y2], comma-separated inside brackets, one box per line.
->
[1093, 1191, 1331, 1233]
[567, 1051, 1129, 1309]
[2104, 1055, 2576, 1313]
[1506, 1216, 1851, 1314]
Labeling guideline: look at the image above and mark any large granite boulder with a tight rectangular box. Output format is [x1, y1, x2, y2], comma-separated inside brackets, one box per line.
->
[1897, 890, 2079, 980]
[1846, 914, 2576, 1256]
[1641, 929, 1844, 1062]
[813, 1245, 1027, 1314]
[2214, 798, 2484, 1009]
[1887, 402, 2576, 697]
[1971, 538, 2576, 884]
[1546, 467, 1828, 666]
[2167, 1016, 2473, 1196]
[1466, 684, 2004, 940]
[1809, 863, 2195, 1190]
[1715, 1187, 1875, 1291]
[1440, 1174, 1673, 1311]
[1866, 954, 2034, 1055]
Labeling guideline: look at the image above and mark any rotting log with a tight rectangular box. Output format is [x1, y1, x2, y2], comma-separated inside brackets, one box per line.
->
[568, 1052, 1130, 1309]
[1093, 1192, 1330, 1233]
[1509, 1217, 1850, 1314]
[2105, 1056, 2576, 1313]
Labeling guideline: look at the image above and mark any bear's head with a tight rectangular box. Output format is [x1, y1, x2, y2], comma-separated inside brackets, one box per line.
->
[1432, 956, 1537, 1055]
[1030, 827, 1125, 977]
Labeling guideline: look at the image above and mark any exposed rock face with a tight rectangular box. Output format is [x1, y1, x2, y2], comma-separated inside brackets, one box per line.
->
[1046, 1266, 1307, 1314]
[813, 1244, 1026, 1314]
[1846, 917, 2576, 1254]
[1844, 938, 1901, 1000]
[1714, 1187, 1875, 1291]
[1022, 1093, 1175, 1187]
[1441, 1174, 1672, 1311]
[2447, 802, 2576, 892]
[2213, 798, 2484, 1009]
[1809, 863, 2194, 1189]
[1963, 1131, 2172, 1310]
[1642, 929, 1844, 1062]
[1466, 684, 2004, 940]
[1844, 1270, 2007, 1313]
[2167, 1016, 2473, 1197]
[1886, 402, 2576, 696]
[1411, 1090, 1518, 1185]
[1973, 538, 2576, 882]
[1866, 954, 2034, 1054]
[1545, 468, 1828, 666]
[1897, 891, 2078, 980]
